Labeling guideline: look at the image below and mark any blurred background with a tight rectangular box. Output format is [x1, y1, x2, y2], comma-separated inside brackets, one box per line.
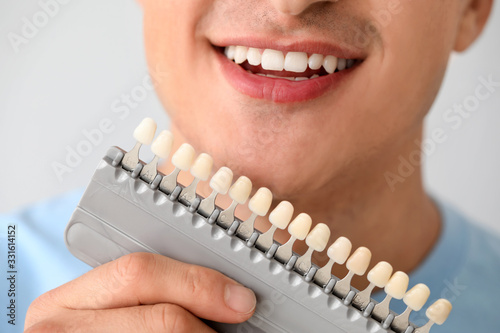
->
[1, 0, 499, 234]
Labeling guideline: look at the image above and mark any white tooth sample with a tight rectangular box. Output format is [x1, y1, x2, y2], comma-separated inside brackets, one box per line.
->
[151, 130, 174, 159]
[159, 143, 195, 194]
[308, 54, 324, 70]
[295, 77, 308, 81]
[225, 46, 236, 60]
[404, 284, 430, 311]
[323, 55, 338, 74]
[284, 52, 308, 73]
[310, 74, 320, 79]
[415, 299, 452, 333]
[368, 261, 393, 288]
[305, 223, 330, 252]
[122, 117, 158, 170]
[229, 176, 252, 204]
[351, 261, 393, 310]
[328, 237, 352, 265]
[133, 117, 157, 145]
[333, 247, 372, 298]
[385, 271, 409, 299]
[234, 46, 248, 64]
[261, 49, 285, 71]
[392, 283, 431, 331]
[288, 213, 312, 240]
[269, 201, 294, 229]
[426, 299, 452, 325]
[337, 58, 347, 71]
[179, 153, 214, 203]
[248, 187, 273, 216]
[346, 247, 372, 275]
[217, 176, 252, 228]
[210, 167, 233, 194]
[237, 187, 273, 240]
[255, 201, 293, 251]
[274, 213, 312, 263]
[190, 153, 213, 181]
[198, 167, 233, 217]
[295, 223, 331, 274]
[140, 130, 174, 182]
[372, 271, 409, 322]
[171, 143, 196, 171]
[247, 47, 262, 66]
[314, 236, 352, 286]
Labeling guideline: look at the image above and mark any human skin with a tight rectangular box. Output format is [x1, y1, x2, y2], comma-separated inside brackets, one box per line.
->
[25, 0, 492, 332]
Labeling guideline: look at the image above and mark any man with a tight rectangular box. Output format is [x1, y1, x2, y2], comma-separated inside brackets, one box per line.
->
[22, 0, 498, 332]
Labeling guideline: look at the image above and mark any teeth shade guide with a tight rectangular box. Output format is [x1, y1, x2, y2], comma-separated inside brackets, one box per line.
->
[158, 143, 196, 195]
[351, 261, 393, 311]
[179, 153, 214, 205]
[140, 130, 174, 183]
[217, 176, 252, 228]
[391, 283, 431, 332]
[198, 167, 233, 217]
[236, 187, 273, 240]
[274, 213, 312, 264]
[371, 271, 410, 323]
[255, 201, 293, 252]
[118, 118, 454, 333]
[313, 237, 352, 287]
[414, 299, 452, 333]
[122, 118, 157, 171]
[294, 223, 331, 274]
[332, 247, 372, 299]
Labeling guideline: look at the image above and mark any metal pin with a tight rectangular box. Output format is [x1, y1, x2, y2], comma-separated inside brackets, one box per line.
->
[159, 143, 195, 195]
[313, 237, 352, 287]
[372, 271, 409, 322]
[140, 130, 174, 183]
[217, 176, 252, 228]
[392, 284, 430, 332]
[414, 299, 452, 333]
[332, 247, 372, 299]
[352, 261, 393, 310]
[294, 223, 330, 274]
[255, 201, 293, 252]
[179, 153, 213, 205]
[236, 187, 273, 240]
[198, 167, 233, 217]
[122, 118, 157, 171]
[274, 213, 312, 264]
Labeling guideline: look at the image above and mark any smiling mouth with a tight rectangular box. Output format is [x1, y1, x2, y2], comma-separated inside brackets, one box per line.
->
[217, 45, 359, 81]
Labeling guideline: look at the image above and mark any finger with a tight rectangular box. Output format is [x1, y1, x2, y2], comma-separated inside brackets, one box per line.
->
[25, 303, 216, 333]
[41, 252, 256, 323]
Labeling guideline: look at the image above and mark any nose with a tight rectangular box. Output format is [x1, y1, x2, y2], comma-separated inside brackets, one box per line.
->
[269, 0, 338, 15]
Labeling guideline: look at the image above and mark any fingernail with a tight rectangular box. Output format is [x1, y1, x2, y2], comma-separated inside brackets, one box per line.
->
[224, 284, 256, 314]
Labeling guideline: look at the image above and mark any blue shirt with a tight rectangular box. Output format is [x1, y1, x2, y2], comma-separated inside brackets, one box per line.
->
[1, 190, 499, 332]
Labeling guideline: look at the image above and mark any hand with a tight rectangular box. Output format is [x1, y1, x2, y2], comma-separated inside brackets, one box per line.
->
[24, 252, 256, 332]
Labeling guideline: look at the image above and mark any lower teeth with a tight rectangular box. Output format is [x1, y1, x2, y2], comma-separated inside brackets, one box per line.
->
[248, 70, 319, 80]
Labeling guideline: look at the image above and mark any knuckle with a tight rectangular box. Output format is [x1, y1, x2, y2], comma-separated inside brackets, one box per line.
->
[112, 252, 156, 286]
[148, 303, 192, 332]
[184, 265, 212, 296]
[25, 290, 58, 328]
[184, 265, 224, 300]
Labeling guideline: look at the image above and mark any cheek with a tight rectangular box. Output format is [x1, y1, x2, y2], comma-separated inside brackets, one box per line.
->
[143, 0, 216, 119]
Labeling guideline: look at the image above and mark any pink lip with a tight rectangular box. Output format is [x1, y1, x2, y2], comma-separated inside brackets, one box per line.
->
[216, 50, 355, 103]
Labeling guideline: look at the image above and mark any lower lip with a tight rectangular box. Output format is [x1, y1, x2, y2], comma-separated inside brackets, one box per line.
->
[216, 51, 354, 103]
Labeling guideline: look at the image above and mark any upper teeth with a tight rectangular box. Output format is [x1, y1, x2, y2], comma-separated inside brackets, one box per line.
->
[224, 45, 354, 74]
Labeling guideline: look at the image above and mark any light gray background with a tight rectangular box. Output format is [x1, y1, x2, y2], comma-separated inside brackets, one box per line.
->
[1, 0, 499, 234]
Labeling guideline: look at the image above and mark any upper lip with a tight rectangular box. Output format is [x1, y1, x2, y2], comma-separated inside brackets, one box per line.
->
[211, 35, 368, 60]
